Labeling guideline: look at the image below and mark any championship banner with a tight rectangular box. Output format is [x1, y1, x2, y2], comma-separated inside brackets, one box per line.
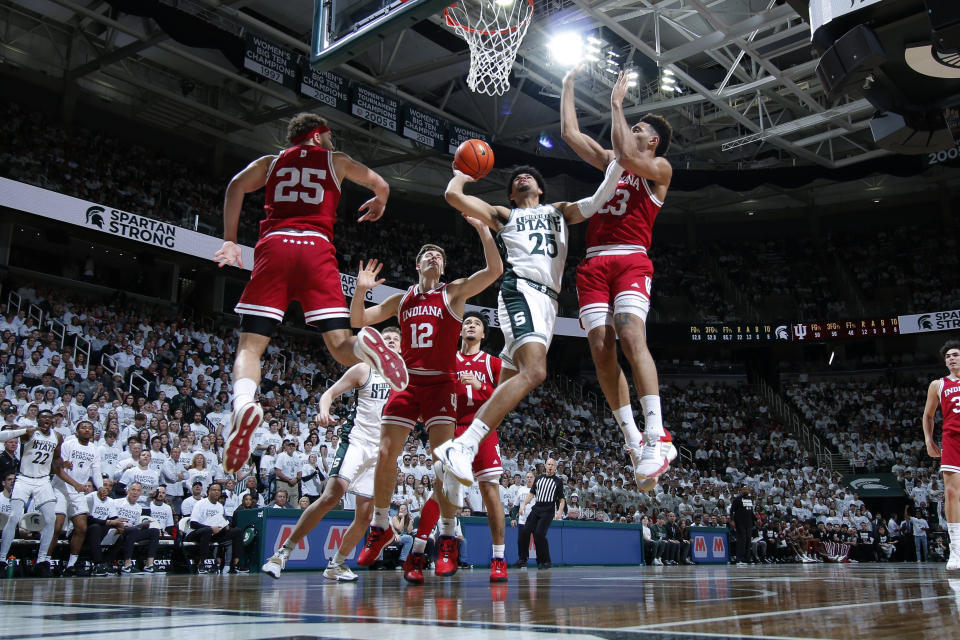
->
[350, 85, 401, 133]
[242, 32, 299, 92]
[841, 473, 906, 498]
[401, 104, 447, 152]
[447, 123, 489, 154]
[299, 64, 351, 113]
[898, 309, 960, 334]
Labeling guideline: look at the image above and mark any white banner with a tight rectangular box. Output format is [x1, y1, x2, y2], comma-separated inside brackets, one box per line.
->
[808, 0, 885, 36]
[0, 178, 588, 337]
[898, 309, 960, 335]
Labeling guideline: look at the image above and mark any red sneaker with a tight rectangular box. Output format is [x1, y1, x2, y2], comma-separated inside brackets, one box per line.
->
[403, 553, 427, 584]
[357, 327, 408, 391]
[223, 401, 263, 473]
[489, 557, 508, 582]
[356, 527, 394, 566]
[435, 536, 459, 577]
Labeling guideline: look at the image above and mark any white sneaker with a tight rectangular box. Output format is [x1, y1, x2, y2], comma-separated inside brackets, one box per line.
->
[635, 436, 677, 488]
[434, 459, 465, 507]
[224, 400, 263, 473]
[652, 558, 663, 566]
[262, 547, 290, 579]
[433, 439, 475, 487]
[948, 550, 960, 571]
[323, 562, 359, 582]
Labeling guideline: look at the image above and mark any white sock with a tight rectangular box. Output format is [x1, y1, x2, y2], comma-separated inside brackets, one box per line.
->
[36, 553, 47, 564]
[456, 418, 490, 451]
[439, 517, 457, 537]
[492, 544, 505, 559]
[613, 405, 642, 449]
[640, 395, 665, 439]
[373, 507, 390, 530]
[66, 554, 78, 568]
[233, 378, 258, 407]
[412, 537, 427, 554]
[949, 523, 960, 548]
[332, 550, 348, 565]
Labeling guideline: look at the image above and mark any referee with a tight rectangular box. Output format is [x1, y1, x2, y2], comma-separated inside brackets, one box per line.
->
[518, 458, 565, 569]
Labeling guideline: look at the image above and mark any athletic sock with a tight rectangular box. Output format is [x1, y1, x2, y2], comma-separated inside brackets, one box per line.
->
[613, 405, 642, 449]
[282, 539, 296, 552]
[492, 544, 505, 559]
[66, 554, 78, 568]
[332, 550, 348, 566]
[412, 537, 427, 554]
[439, 517, 457, 537]
[373, 507, 391, 531]
[456, 418, 491, 452]
[640, 395, 665, 440]
[949, 523, 960, 552]
[232, 378, 258, 408]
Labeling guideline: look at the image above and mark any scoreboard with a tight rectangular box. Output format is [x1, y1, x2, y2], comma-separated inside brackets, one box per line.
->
[689, 324, 790, 343]
[688, 316, 900, 343]
[790, 317, 899, 341]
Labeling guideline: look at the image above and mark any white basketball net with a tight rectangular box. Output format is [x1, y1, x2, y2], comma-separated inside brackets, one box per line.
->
[445, 0, 534, 96]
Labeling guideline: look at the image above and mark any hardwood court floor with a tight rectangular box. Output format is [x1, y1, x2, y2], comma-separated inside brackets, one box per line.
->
[1, 564, 958, 639]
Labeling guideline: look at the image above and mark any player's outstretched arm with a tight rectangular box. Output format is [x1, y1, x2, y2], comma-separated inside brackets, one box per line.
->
[447, 216, 504, 307]
[559, 159, 624, 225]
[318, 363, 368, 426]
[335, 153, 390, 222]
[445, 168, 509, 231]
[610, 72, 672, 186]
[561, 65, 615, 171]
[922, 379, 941, 458]
[216, 154, 275, 269]
[350, 259, 402, 328]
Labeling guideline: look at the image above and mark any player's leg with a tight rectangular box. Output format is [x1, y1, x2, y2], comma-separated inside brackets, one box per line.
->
[479, 478, 508, 582]
[63, 511, 88, 575]
[0, 498, 26, 562]
[942, 431, 960, 570]
[263, 476, 350, 578]
[324, 495, 373, 582]
[223, 324, 273, 473]
[357, 421, 408, 566]
[35, 499, 58, 575]
[46, 512, 66, 561]
[323, 328, 408, 392]
[414, 422, 460, 580]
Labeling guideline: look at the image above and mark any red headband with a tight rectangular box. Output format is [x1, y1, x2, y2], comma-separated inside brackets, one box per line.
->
[292, 125, 330, 145]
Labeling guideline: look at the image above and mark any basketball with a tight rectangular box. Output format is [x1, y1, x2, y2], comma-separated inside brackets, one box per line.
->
[454, 139, 494, 179]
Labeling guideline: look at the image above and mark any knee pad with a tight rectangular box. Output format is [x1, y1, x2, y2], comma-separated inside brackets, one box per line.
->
[612, 291, 650, 323]
[578, 304, 613, 332]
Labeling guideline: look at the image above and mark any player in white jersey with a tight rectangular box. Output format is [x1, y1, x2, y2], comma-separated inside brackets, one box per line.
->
[263, 327, 400, 581]
[51, 420, 103, 575]
[0, 410, 62, 576]
[435, 164, 623, 486]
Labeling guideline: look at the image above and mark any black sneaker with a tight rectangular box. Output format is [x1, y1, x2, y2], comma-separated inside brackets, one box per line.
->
[197, 565, 210, 575]
[92, 563, 109, 577]
[62, 566, 79, 577]
[120, 564, 138, 574]
[228, 566, 239, 574]
[35, 561, 52, 578]
[236, 566, 250, 574]
[141, 564, 158, 574]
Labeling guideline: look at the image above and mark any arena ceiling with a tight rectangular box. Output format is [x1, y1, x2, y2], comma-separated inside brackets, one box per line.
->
[1, 0, 958, 217]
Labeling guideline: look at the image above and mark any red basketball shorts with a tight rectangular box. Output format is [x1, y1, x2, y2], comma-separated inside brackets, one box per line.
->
[941, 429, 960, 474]
[576, 252, 654, 331]
[456, 418, 502, 481]
[382, 376, 457, 432]
[235, 231, 348, 331]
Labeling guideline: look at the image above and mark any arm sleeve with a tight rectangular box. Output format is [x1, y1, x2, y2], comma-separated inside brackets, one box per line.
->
[573, 161, 623, 218]
[0, 428, 26, 442]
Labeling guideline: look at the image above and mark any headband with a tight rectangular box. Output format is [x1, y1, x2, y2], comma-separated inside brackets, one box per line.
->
[292, 125, 330, 145]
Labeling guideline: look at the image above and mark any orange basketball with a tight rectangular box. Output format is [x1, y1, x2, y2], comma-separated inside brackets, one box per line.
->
[454, 138, 494, 179]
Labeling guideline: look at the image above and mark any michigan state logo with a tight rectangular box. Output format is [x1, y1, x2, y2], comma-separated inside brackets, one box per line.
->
[85, 206, 105, 229]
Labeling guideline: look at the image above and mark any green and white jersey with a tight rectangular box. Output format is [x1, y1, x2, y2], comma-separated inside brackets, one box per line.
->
[340, 369, 390, 447]
[498, 204, 568, 292]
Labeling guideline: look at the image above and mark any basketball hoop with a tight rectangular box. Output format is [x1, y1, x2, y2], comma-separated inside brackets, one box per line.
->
[444, 0, 535, 96]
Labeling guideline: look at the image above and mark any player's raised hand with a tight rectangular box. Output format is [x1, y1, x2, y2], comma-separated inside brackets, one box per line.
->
[463, 213, 491, 233]
[926, 437, 941, 458]
[452, 162, 477, 182]
[356, 259, 386, 291]
[214, 241, 243, 269]
[562, 63, 584, 86]
[611, 70, 630, 106]
[358, 196, 386, 222]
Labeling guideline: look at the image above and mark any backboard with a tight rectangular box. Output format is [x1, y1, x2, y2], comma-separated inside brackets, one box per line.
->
[312, 0, 451, 71]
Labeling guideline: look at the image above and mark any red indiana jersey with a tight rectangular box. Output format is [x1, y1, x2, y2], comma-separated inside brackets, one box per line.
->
[585, 168, 662, 258]
[398, 284, 462, 377]
[941, 376, 960, 433]
[455, 350, 502, 426]
[260, 145, 341, 240]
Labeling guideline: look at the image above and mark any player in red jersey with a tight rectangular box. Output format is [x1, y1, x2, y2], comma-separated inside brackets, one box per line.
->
[922, 339, 960, 570]
[350, 216, 502, 584]
[455, 311, 508, 581]
[561, 68, 676, 490]
[213, 113, 408, 473]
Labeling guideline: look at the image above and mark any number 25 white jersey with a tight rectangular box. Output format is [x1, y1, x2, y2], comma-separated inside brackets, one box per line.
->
[498, 204, 568, 291]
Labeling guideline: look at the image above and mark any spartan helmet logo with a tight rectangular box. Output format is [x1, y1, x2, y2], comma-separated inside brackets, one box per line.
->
[918, 315, 933, 330]
[775, 326, 789, 340]
[85, 206, 105, 229]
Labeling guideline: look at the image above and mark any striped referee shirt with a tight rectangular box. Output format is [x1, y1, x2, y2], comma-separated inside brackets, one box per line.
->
[532, 474, 564, 510]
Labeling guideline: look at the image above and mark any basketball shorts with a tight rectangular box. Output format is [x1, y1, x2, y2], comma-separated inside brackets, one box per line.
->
[234, 230, 349, 332]
[576, 252, 654, 331]
[941, 430, 960, 474]
[382, 376, 457, 432]
[328, 437, 379, 498]
[11, 475, 56, 508]
[455, 421, 502, 482]
[53, 484, 89, 517]
[497, 273, 558, 370]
